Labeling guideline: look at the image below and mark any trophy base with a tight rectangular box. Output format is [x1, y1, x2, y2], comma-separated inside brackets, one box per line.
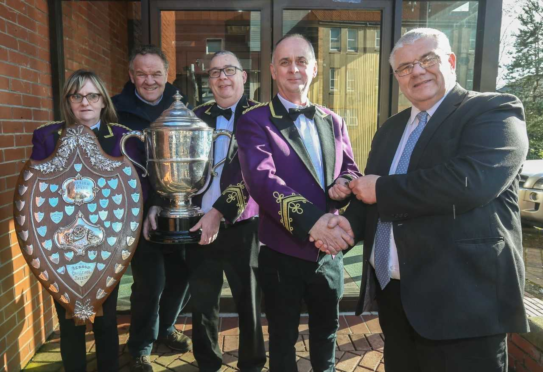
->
[149, 215, 202, 244]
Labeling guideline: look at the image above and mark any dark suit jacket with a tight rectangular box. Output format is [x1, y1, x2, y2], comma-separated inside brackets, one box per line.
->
[192, 95, 259, 223]
[344, 84, 530, 340]
[237, 95, 361, 262]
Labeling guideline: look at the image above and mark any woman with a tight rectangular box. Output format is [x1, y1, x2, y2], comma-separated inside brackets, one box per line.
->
[30, 69, 145, 372]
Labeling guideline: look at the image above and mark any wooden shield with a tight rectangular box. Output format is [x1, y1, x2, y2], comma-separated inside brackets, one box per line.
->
[13, 125, 143, 324]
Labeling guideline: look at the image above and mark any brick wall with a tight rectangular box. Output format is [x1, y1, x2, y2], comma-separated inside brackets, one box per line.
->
[62, 1, 132, 96]
[0, 0, 58, 371]
[161, 11, 176, 84]
[509, 329, 543, 372]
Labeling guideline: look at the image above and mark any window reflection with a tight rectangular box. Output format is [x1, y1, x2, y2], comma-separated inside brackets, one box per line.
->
[283, 10, 381, 171]
[399, 1, 478, 111]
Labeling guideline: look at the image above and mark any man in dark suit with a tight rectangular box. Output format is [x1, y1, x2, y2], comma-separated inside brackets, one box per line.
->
[144, 51, 266, 372]
[112, 45, 191, 372]
[237, 34, 361, 372]
[319, 28, 530, 372]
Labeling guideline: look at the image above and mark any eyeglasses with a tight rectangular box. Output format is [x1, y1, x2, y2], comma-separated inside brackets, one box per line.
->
[208, 66, 242, 78]
[394, 54, 441, 77]
[68, 93, 102, 103]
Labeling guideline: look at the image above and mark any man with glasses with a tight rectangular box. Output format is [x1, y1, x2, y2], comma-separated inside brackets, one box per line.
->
[112, 45, 192, 372]
[145, 50, 266, 372]
[318, 28, 529, 372]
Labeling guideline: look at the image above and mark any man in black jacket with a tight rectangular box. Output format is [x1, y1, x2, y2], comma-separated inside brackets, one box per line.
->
[112, 45, 191, 372]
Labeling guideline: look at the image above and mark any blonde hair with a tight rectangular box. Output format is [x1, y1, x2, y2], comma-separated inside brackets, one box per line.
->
[61, 70, 118, 125]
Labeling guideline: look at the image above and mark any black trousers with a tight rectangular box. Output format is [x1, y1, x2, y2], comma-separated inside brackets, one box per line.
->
[127, 237, 190, 357]
[377, 279, 507, 372]
[54, 284, 120, 372]
[259, 246, 343, 372]
[186, 218, 266, 372]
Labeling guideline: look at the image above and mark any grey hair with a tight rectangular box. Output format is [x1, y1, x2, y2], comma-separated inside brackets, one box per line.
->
[210, 50, 243, 69]
[389, 28, 452, 67]
[129, 45, 169, 72]
[272, 33, 316, 64]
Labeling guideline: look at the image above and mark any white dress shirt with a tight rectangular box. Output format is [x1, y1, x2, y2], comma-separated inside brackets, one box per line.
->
[201, 101, 237, 213]
[277, 94, 325, 189]
[370, 88, 452, 279]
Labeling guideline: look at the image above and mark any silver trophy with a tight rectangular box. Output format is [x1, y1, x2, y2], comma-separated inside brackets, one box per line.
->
[121, 92, 231, 244]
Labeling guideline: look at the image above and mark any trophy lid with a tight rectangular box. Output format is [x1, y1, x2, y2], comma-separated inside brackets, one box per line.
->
[150, 91, 209, 128]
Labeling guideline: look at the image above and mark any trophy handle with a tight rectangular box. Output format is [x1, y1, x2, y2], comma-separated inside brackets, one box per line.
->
[121, 131, 149, 177]
[211, 130, 233, 177]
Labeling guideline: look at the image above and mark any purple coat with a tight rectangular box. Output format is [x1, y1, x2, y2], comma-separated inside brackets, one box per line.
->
[237, 95, 361, 261]
[30, 121, 149, 202]
[192, 95, 259, 224]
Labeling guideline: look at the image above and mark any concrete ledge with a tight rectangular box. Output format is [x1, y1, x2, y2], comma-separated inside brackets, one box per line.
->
[521, 316, 543, 350]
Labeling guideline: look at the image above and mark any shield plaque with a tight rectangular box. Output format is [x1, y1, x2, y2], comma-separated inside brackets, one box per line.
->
[13, 125, 143, 324]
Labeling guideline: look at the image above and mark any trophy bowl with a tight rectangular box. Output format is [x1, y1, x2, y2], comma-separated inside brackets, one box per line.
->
[121, 92, 230, 244]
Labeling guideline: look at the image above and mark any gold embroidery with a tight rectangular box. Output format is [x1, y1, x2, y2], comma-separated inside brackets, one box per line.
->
[242, 102, 268, 115]
[109, 122, 131, 131]
[37, 121, 64, 129]
[193, 100, 215, 111]
[222, 182, 247, 214]
[273, 191, 310, 233]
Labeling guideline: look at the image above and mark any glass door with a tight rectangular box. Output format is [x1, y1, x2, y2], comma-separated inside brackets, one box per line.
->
[150, 0, 272, 106]
[274, 0, 393, 170]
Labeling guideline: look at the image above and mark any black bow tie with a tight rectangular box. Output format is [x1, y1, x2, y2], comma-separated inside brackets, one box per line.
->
[210, 105, 233, 120]
[288, 106, 316, 121]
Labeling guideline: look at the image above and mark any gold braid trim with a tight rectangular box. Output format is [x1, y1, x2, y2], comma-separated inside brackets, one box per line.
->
[242, 102, 268, 115]
[222, 182, 248, 215]
[273, 192, 311, 234]
[248, 99, 261, 105]
[193, 100, 215, 111]
[37, 121, 64, 129]
[108, 122, 131, 131]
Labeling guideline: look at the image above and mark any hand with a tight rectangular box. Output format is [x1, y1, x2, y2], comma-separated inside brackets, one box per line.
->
[143, 206, 162, 241]
[312, 215, 355, 253]
[349, 175, 380, 204]
[328, 177, 352, 201]
[309, 214, 354, 255]
[189, 208, 223, 245]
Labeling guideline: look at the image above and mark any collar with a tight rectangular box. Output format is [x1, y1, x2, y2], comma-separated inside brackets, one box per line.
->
[90, 120, 101, 131]
[277, 93, 311, 111]
[408, 85, 453, 125]
[135, 89, 163, 106]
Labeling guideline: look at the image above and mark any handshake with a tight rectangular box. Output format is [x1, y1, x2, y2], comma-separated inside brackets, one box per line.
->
[309, 214, 355, 255]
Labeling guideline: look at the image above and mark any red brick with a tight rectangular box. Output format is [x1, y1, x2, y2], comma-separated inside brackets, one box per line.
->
[0, 106, 12, 119]
[5, 173, 18, 189]
[31, 83, 48, 97]
[0, 134, 14, 147]
[32, 108, 49, 121]
[11, 107, 31, 120]
[0, 18, 6, 33]
[27, 30, 47, 49]
[15, 133, 31, 146]
[0, 3, 18, 23]
[40, 97, 52, 109]
[0, 76, 8, 90]
[10, 79, 31, 94]
[22, 94, 40, 107]
[525, 354, 543, 372]
[5, 0, 28, 15]
[35, 0, 47, 13]
[512, 333, 541, 362]
[24, 121, 40, 132]
[38, 73, 50, 86]
[8, 50, 31, 68]
[6, 21, 28, 40]
[0, 90, 22, 105]
[0, 32, 18, 50]
[27, 6, 47, 26]
[17, 39, 37, 56]
[0, 61, 20, 78]
[20, 67, 38, 83]
[35, 21, 47, 37]
[4, 147, 25, 161]
[2, 121, 22, 133]
[17, 14, 37, 33]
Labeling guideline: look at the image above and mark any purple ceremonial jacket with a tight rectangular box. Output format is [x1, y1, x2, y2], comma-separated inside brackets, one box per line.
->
[192, 95, 259, 224]
[30, 121, 150, 202]
[237, 95, 361, 261]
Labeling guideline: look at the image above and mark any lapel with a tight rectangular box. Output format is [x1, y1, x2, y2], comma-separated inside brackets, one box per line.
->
[313, 106, 336, 187]
[269, 95, 321, 186]
[375, 110, 411, 176]
[200, 102, 217, 128]
[227, 95, 249, 164]
[97, 123, 116, 155]
[408, 84, 467, 171]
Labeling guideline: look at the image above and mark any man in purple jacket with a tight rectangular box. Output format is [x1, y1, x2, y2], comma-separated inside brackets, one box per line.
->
[144, 51, 266, 372]
[236, 34, 361, 372]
